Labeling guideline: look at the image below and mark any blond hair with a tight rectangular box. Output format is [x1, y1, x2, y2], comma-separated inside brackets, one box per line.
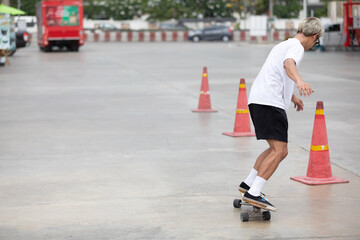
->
[297, 17, 324, 38]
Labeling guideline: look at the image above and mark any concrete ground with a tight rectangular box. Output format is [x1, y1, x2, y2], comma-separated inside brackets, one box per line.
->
[0, 42, 359, 240]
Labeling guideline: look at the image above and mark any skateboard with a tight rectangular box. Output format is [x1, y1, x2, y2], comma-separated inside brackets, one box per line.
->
[233, 193, 272, 222]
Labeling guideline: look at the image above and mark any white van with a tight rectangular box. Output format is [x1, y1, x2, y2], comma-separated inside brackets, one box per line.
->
[322, 23, 346, 50]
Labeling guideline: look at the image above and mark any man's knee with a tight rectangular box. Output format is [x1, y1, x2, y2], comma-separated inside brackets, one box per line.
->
[267, 140, 288, 160]
[272, 147, 288, 160]
[280, 148, 288, 159]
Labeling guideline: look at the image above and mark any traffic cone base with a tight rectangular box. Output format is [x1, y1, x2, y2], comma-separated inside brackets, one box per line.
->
[192, 106, 217, 112]
[290, 176, 349, 185]
[222, 132, 255, 137]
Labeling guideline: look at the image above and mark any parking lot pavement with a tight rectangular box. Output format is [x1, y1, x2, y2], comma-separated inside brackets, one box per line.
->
[0, 42, 359, 239]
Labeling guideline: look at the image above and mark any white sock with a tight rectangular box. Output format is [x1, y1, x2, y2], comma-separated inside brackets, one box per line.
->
[244, 168, 258, 187]
[248, 176, 267, 197]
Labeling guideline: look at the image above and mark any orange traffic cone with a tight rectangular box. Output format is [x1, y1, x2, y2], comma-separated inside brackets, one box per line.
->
[192, 67, 217, 112]
[223, 78, 255, 137]
[291, 101, 349, 185]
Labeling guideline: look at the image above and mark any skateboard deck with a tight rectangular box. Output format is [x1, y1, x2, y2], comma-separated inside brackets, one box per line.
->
[233, 192, 272, 222]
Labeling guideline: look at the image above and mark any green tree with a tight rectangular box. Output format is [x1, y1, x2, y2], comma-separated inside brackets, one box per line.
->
[226, 0, 245, 19]
[144, 0, 233, 21]
[106, 0, 144, 20]
[10, 0, 39, 15]
[273, 0, 301, 19]
[254, 0, 269, 15]
[188, 0, 233, 18]
[143, 0, 187, 21]
[83, 0, 109, 19]
[313, 0, 343, 18]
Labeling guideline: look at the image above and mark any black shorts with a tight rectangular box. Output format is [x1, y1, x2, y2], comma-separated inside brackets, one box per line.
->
[248, 103, 288, 143]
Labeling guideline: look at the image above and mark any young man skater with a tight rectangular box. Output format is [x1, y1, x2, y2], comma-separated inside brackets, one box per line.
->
[239, 17, 324, 211]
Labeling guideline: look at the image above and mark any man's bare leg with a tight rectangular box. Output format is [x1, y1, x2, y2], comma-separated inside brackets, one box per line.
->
[243, 140, 288, 211]
[241, 140, 287, 196]
[242, 148, 272, 188]
[257, 139, 288, 180]
[247, 140, 288, 196]
[253, 148, 272, 172]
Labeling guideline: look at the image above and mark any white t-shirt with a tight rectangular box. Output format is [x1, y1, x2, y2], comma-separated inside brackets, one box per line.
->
[248, 38, 304, 110]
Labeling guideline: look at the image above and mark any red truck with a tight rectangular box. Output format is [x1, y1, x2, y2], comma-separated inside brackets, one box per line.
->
[36, 0, 84, 52]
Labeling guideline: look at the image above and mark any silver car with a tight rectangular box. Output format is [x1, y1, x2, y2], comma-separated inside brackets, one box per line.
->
[188, 25, 233, 42]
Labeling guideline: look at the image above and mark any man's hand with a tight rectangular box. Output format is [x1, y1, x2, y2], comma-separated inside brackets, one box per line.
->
[292, 95, 304, 111]
[296, 80, 314, 96]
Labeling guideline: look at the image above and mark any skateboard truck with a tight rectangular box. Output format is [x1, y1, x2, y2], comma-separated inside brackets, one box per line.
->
[233, 198, 271, 222]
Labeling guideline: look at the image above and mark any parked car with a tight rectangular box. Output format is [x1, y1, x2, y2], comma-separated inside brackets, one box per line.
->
[16, 30, 29, 48]
[188, 25, 233, 42]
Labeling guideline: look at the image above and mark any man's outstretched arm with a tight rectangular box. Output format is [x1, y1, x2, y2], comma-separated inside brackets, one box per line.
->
[284, 58, 313, 96]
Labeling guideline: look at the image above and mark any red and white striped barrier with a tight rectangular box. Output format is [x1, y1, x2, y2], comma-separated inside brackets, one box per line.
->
[84, 30, 293, 43]
[85, 31, 189, 42]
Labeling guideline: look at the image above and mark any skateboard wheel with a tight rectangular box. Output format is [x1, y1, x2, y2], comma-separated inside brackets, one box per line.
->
[241, 212, 249, 222]
[262, 211, 271, 221]
[233, 199, 242, 208]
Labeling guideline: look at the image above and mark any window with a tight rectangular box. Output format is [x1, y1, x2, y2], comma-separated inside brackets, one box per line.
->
[328, 24, 340, 32]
